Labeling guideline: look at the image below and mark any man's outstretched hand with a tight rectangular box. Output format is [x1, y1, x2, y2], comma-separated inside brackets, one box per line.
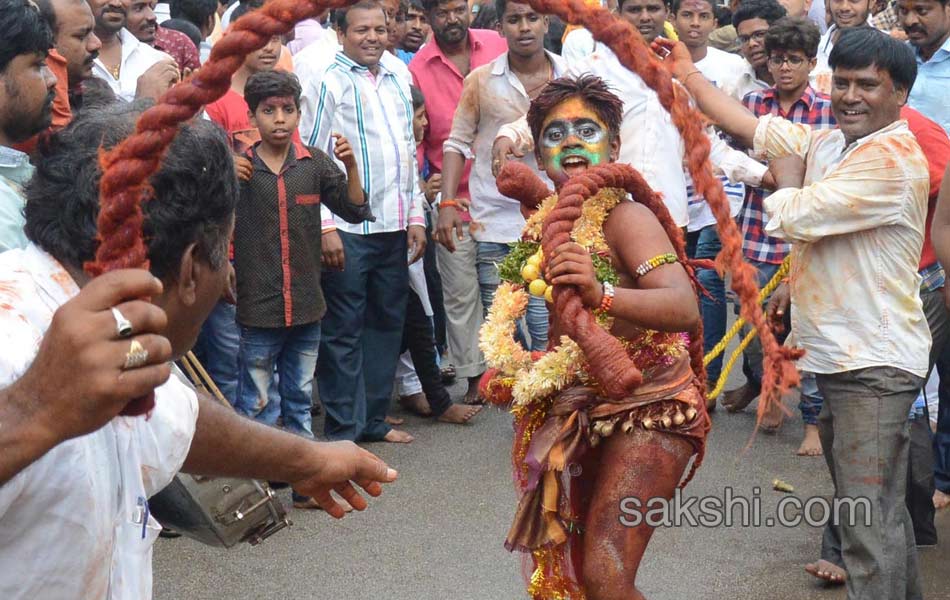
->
[288, 441, 398, 519]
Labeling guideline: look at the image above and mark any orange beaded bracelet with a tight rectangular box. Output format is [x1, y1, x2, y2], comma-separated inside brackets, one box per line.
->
[598, 281, 615, 312]
[439, 199, 461, 209]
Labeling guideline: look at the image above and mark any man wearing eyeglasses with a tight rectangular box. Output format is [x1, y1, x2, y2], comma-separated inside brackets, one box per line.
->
[731, 0, 789, 99]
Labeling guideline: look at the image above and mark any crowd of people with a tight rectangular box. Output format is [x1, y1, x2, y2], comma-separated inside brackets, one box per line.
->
[0, 0, 948, 596]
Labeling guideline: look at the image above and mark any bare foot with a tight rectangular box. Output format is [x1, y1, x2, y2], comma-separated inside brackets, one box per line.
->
[398, 392, 432, 416]
[934, 489, 950, 510]
[463, 375, 485, 405]
[760, 400, 784, 432]
[383, 428, 414, 443]
[385, 415, 405, 426]
[796, 424, 823, 456]
[436, 403, 483, 424]
[293, 495, 354, 513]
[722, 382, 760, 413]
[804, 560, 847, 584]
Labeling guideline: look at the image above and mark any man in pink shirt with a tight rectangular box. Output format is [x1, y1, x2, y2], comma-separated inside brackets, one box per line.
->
[408, 0, 506, 403]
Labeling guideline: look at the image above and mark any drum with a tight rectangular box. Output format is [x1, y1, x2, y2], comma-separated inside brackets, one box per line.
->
[149, 474, 292, 548]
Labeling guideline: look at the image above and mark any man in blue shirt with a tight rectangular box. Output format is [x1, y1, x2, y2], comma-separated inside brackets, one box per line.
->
[901, 0, 950, 133]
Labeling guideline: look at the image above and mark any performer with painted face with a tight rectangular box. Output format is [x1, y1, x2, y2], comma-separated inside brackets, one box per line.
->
[479, 74, 710, 600]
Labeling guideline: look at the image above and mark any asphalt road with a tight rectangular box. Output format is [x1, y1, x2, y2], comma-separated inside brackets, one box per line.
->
[154, 362, 950, 600]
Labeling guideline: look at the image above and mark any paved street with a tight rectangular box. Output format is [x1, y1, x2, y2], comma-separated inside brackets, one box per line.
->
[154, 359, 950, 600]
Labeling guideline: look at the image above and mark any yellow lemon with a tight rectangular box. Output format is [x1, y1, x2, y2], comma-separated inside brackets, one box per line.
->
[527, 254, 542, 268]
[528, 279, 548, 297]
[521, 263, 540, 282]
[544, 285, 554, 303]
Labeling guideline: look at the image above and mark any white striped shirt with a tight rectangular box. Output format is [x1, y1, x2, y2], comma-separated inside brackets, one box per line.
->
[298, 51, 425, 234]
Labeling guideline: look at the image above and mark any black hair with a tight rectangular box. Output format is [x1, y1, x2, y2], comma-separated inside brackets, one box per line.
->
[527, 75, 624, 147]
[407, 0, 424, 11]
[230, 0, 262, 22]
[0, 0, 54, 74]
[617, 0, 670, 13]
[170, 0, 218, 30]
[24, 101, 236, 281]
[732, 0, 786, 28]
[714, 4, 732, 27]
[422, 0, 466, 13]
[410, 84, 425, 109]
[471, 0, 498, 28]
[764, 16, 821, 58]
[671, 0, 715, 15]
[162, 17, 203, 47]
[33, 0, 56, 34]
[244, 70, 302, 112]
[829, 26, 917, 91]
[332, 0, 386, 31]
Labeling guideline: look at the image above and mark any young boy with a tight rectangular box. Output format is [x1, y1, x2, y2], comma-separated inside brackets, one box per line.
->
[232, 70, 372, 507]
[393, 86, 481, 425]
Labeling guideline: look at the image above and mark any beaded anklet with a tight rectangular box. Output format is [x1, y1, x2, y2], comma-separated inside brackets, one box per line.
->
[634, 252, 678, 279]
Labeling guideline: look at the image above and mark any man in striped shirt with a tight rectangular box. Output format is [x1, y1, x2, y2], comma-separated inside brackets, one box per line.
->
[299, 0, 427, 444]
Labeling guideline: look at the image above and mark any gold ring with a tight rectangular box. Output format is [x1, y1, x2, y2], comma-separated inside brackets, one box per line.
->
[124, 339, 149, 369]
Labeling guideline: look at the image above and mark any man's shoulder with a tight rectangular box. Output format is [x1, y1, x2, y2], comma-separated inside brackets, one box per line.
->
[470, 28, 507, 50]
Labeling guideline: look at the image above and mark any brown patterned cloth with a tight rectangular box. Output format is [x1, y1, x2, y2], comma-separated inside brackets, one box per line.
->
[153, 26, 201, 72]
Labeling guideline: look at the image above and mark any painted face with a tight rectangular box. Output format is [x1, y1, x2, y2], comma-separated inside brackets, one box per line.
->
[251, 95, 299, 146]
[899, 0, 950, 59]
[538, 97, 616, 186]
[672, 0, 717, 50]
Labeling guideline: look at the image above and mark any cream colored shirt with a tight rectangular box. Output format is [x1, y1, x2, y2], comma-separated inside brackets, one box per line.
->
[758, 115, 932, 376]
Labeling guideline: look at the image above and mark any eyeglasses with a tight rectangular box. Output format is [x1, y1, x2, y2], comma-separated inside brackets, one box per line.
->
[767, 55, 808, 67]
[737, 30, 767, 45]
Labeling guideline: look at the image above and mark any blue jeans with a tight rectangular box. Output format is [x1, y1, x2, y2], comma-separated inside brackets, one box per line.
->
[686, 225, 726, 383]
[318, 231, 408, 442]
[192, 300, 242, 405]
[799, 371, 822, 425]
[476, 241, 548, 351]
[235, 321, 321, 438]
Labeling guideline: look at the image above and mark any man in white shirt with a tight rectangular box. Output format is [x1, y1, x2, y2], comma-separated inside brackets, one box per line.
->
[437, 0, 563, 353]
[88, 0, 179, 100]
[731, 0, 789, 98]
[812, 0, 872, 91]
[0, 101, 396, 600]
[664, 27, 930, 600]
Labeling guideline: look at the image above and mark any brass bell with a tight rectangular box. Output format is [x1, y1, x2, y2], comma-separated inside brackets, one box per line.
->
[621, 418, 635, 434]
[672, 411, 686, 426]
[642, 417, 654, 430]
[589, 434, 600, 447]
[601, 420, 615, 437]
[660, 415, 672, 429]
[685, 407, 698, 421]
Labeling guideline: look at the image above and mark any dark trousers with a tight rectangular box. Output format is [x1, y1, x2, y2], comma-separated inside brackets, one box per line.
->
[921, 287, 950, 495]
[686, 225, 726, 383]
[318, 231, 408, 442]
[401, 288, 452, 417]
[816, 367, 924, 600]
[423, 212, 447, 353]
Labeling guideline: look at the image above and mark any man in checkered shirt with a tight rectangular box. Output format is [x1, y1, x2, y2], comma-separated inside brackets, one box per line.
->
[721, 16, 836, 418]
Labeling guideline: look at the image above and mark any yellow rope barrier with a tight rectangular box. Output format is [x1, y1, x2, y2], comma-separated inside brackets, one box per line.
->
[703, 256, 792, 396]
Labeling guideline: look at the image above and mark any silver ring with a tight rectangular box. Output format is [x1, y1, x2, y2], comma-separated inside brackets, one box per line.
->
[111, 307, 133, 338]
[124, 340, 149, 369]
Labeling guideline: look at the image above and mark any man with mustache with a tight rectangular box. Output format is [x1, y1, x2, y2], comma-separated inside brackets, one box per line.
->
[125, 0, 200, 73]
[663, 27, 931, 600]
[562, 0, 673, 62]
[88, 0, 179, 100]
[901, 0, 950, 133]
[409, 0, 506, 405]
[301, 0, 428, 444]
[437, 0, 562, 358]
[397, 0, 430, 62]
[0, 0, 58, 253]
